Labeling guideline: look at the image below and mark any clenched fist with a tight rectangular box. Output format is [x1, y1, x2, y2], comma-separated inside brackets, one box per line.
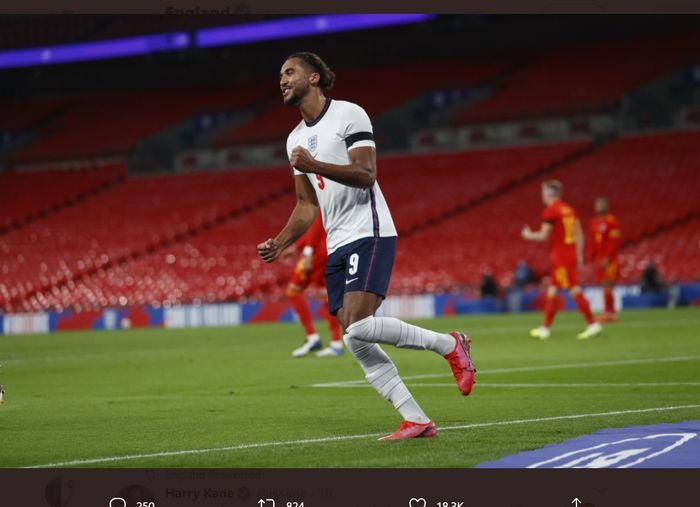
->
[290, 146, 317, 173]
[257, 238, 282, 263]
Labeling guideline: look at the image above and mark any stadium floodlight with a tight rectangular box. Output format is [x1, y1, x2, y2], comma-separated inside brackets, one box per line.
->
[196, 14, 437, 48]
[0, 15, 435, 70]
[0, 32, 191, 70]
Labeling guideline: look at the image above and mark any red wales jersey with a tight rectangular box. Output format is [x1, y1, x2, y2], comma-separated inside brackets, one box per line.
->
[542, 199, 578, 266]
[590, 214, 621, 262]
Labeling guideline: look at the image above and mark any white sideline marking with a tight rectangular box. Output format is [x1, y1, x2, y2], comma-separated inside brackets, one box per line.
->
[311, 355, 700, 387]
[26, 403, 700, 468]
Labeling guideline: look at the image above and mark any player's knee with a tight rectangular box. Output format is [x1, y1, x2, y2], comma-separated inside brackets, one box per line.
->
[343, 334, 381, 363]
[343, 334, 365, 355]
[346, 315, 378, 342]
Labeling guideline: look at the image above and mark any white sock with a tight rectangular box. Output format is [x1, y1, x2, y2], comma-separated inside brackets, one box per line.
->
[306, 333, 320, 343]
[343, 334, 429, 424]
[346, 316, 456, 356]
[396, 397, 430, 424]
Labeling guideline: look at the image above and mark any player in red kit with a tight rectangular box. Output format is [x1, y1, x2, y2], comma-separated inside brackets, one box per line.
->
[286, 213, 343, 357]
[521, 180, 602, 340]
[589, 196, 621, 322]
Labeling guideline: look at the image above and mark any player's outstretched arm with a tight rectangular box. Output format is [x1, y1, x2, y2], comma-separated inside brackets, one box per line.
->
[258, 175, 318, 263]
[290, 145, 376, 189]
[521, 222, 552, 242]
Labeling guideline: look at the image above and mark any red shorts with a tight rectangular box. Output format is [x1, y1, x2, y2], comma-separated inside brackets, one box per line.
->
[289, 258, 326, 290]
[551, 263, 579, 290]
[594, 259, 618, 284]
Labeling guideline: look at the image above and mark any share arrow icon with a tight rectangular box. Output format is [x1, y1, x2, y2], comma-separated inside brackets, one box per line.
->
[571, 498, 582, 507]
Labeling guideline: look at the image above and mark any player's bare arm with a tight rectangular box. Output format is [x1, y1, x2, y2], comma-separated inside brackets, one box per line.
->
[521, 222, 553, 242]
[257, 175, 318, 263]
[290, 145, 376, 189]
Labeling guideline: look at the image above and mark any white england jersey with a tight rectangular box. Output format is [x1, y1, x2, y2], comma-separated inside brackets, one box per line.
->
[287, 99, 397, 254]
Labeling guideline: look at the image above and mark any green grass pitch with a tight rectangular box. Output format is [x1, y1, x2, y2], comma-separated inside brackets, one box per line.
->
[1, 308, 699, 468]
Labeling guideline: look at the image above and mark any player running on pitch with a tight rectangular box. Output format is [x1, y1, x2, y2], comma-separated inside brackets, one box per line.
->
[522, 180, 602, 340]
[258, 52, 476, 440]
[589, 196, 621, 322]
[286, 213, 343, 357]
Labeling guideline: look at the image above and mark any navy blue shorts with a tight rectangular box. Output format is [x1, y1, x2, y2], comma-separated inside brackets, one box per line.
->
[325, 236, 397, 315]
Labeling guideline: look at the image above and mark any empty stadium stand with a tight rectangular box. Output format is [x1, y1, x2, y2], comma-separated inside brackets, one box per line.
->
[5, 32, 699, 168]
[619, 216, 700, 283]
[13, 82, 275, 163]
[0, 98, 68, 132]
[3, 128, 700, 313]
[44, 196, 296, 311]
[4, 128, 700, 313]
[0, 165, 293, 312]
[380, 140, 591, 232]
[0, 141, 584, 312]
[0, 161, 126, 231]
[45, 141, 590, 310]
[451, 32, 700, 124]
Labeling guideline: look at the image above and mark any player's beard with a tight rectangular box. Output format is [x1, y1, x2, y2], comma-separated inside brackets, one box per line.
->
[284, 84, 307, 107]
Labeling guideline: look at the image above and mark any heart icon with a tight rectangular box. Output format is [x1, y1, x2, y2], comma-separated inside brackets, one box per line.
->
[409, 498, 427, 507]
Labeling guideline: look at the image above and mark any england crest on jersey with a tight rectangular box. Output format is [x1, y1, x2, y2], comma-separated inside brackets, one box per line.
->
[308, 135, 318, 152]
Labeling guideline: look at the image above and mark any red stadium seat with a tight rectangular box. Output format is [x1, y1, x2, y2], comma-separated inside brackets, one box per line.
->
[0, 161, 126, 230]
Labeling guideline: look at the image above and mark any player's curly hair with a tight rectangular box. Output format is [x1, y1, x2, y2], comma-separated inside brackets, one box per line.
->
[287, 51, 336, 91]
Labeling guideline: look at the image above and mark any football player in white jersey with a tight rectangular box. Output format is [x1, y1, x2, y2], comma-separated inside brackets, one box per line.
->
[258, 52, 476, 440]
